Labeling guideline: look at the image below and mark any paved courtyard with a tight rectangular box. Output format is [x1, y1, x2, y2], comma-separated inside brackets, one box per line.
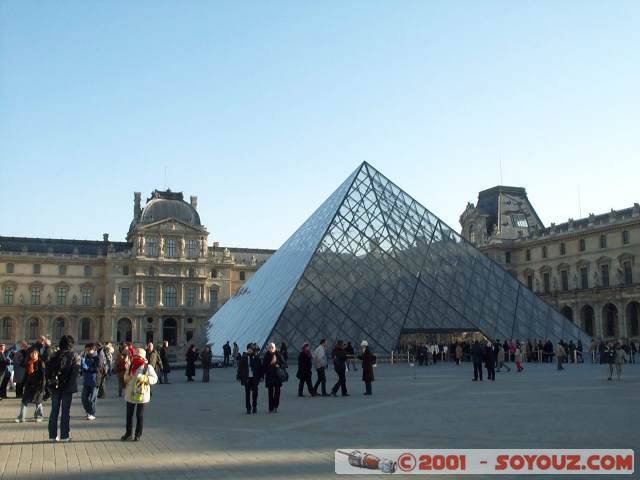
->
[0, 361, 638, 479]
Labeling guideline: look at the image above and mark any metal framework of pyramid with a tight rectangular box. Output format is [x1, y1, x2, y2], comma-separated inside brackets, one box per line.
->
[207, 162, 590, 355]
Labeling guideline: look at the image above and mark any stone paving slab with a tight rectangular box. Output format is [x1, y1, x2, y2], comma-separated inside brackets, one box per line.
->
[0, 362, 638, 479]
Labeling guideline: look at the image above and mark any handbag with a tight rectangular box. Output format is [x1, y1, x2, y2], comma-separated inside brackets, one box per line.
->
[276, 367, 289, 383]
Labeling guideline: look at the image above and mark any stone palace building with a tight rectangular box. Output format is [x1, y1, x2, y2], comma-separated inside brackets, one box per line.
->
[0, 189, 274, 355]
[460, 186, 640, 342]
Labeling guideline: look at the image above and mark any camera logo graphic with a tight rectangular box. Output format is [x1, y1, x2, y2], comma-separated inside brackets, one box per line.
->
[398, 452, 417, 472]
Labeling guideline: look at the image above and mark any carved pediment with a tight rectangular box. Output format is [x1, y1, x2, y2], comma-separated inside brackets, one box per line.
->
[135, 218, 207, 234]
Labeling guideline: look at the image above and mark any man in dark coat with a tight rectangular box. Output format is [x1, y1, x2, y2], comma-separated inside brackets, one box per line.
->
[330, 340, 349, 397]
[471, 340, 484, 381]
[159, 341, 171, 384]
[236, 344, 263, 414]
[146, 342, 163, 382]
[358, 340, 375, 395]
[47, 335, 80, 442]
[223, 341, 231, 367]
[296, 343, 315, 397]
[484, 342, 496, 381]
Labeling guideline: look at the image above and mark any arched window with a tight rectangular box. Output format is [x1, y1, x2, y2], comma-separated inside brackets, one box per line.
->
[53, 318, 65, 340]
[80, 318, 91, 341]
[117, 318, 132, 343]
[28, 318, 40, 340]
[603, 304, 618, 338]
[626, 302, 639, 337]
[581, 306, 594, 337]
[561, 306, 573, 323]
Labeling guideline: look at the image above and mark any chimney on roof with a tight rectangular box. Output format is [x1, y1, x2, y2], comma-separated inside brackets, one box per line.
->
[190, 195, 198, 210]
[134, 192, 142, 219]
[103, 233, 109, 242]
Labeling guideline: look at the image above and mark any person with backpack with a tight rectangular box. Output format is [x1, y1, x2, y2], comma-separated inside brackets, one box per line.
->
[47, 335, 80, 442]
[121, 348, 158, 442]
[330, 340, 349, 397]
[358, 341, 375, 395]
[15, 348, 46, 423]
[81, 343, 100, 420]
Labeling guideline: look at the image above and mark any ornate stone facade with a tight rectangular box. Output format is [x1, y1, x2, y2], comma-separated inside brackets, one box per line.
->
[0, 189, 274, 355]
[460, 186, 640, 342]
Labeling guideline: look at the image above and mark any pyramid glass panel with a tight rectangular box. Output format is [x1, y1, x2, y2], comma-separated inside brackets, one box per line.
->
[207, 162, 591, 355]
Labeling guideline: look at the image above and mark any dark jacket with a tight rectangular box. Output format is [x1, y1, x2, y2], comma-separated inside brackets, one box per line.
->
[81, 353, 100, 387]
[185, 349, 198, 377]
[46, 349, 80, 394]
[296, 352, 312, 381]
[484, 346, 496, 367]
[471, 343, 484, 363]
[201, 350, 213, 368]
[332, 347, 347, 374]
[22, 360, 46, 405]
[159, 346, 171, 373]
[147, 349, 163, 371]
[263, 351, 287, 388]
[236, 353, 262, 385]
[359, 348, 375, 382]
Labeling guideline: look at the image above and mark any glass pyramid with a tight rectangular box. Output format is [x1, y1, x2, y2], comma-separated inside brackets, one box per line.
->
[207, 162, 590, 355]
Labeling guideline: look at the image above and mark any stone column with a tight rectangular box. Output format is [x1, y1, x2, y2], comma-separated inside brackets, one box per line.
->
[18, 314, 27, 342]
[158, 283, 164, 307]
[156, 316, 162, 345]
[179, 283, 184, 306]
[594, 303, 604, 339]
[618, 302, 627, 340]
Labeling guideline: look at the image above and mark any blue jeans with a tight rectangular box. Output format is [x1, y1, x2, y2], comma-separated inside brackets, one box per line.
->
[81, 385, 97, 416]
[17, 402, 44, 421]
[162, 370, 169, 383]
[48, 392, 73, 440]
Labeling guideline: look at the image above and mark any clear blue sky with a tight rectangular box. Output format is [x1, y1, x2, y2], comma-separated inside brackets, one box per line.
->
[1, 2, 639, 249]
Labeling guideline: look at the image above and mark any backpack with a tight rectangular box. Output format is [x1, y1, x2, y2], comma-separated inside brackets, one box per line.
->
[129, 365, 149, 403]
[46, 351, 70, 392]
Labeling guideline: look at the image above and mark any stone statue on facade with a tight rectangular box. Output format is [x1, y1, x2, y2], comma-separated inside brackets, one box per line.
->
[180, 237, 186, 256]
[47, 294, 52, 305]
[593, 271, 599, 288]
[72, 294, 78, 305]
[535, 278, 540, 292]
[138, 235, 145, 255]
[19, 294, 24, 305]
[617, 268, 624, 285]
[552, 276, 558, 291]
[200, 237, 207, 257]
[113, 291, 117, 306]
[572, 273, 578, 290]
[159, 237, 165, 256]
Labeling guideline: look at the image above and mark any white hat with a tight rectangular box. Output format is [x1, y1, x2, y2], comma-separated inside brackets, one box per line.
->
[360, 340, 368, 347]
[135, 348, 147, 359]
[268, 342, 276, 350]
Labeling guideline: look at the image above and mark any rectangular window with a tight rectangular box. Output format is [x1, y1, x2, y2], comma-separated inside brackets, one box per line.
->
[561, 270, 569, 291]
[31, 286, 41, 305]
[6, 263, 14, 274]
[187, 239, 197, 258]
[239, 271, 246, 281]
[526, 249, 531, 262]
[210, 288, 218, 307]
[163, 286, 177, 307]
[505, 252, 511, 264]
[511, 214, 528, 228]
[82, 287, 92, 306]
[33, 264, 41, 274]
[145, 286, 156, 306]
[1, 318, 10, 339]
[600, 235, 607, 249]
[580, 267, 589, 289]
[526, 274, 533, 290]
[560, 243, 566, 256]
[166, 239, 176, 258]
[623, 261, 633, 285]
[542, 246, 548, 259]
[121, 287, 130, 306]
[622, 230, 630, 245]
[600, 264, 610, 288]
[146, 238, 157, 256]
[543, 272, 550, 293]
[56, 287, 66, 306]
[579, 239, 586, 252]
[3, 287, 13, 305]
[84, 265, 92, 276]
[123, 265, 129, 276]
[186, 287, 195, 307]
[59, 265, 67, 275]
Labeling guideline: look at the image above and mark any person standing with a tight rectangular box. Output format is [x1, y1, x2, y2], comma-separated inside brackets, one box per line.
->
[113, 347, 130, 397]
[280, 342, 288, 362]
[496, 344, 511, 372]
[471, 340, 484, 381]
[312, 339, 329, 396]
[121, 348, 158, 441]
[47, 335, 80, 442]
[613, 343, 625, 380]
[232, 342, 240, 367]
[12, 342, 28, 399]
[223, 341, 231, 367]
[81, 343, 99, 420]
[330, 340, 349, 397]
[0, 344, 11, 399]
[296, 343, 315, 397]
[515, 347, 524, 372]
[159, 340, 171, 384]
[358, 341, 375, 395]
[345, 341, 357, 371]
[146, 343, 163, 382]
[555, 341, 566, 371]
[455, 342, 463, 366]
[185, 344, 197, 382]
[15, 349, 46, 422]
[201, 346, 213, 382]
[104, 342, 115, 377]
[264, 343, 287, 413]
[485, 342, 496, 381]
[237, 344, 262, 414]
